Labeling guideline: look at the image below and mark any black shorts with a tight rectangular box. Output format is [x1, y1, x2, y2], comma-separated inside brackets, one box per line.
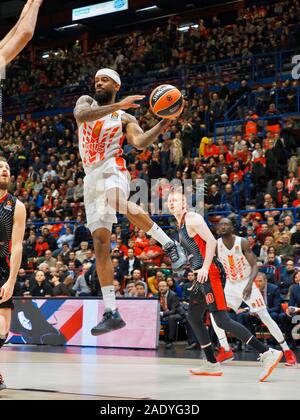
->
[0, 260, 14, 310]
[190, 264, 227, 313]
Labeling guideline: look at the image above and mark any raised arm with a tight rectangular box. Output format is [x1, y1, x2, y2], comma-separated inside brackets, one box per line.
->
[74, 94, 145, 126]
[0, 200, 26, 303]
[124, 113, 172, 150]
[185, 212, 217, 283]
[0, 0, 43, 67]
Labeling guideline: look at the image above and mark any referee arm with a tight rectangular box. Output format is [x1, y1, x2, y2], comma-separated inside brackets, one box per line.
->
[0, 201, 26, 304]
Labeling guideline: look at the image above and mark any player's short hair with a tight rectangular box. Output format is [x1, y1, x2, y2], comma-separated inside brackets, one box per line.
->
[0, 156, 8, 163]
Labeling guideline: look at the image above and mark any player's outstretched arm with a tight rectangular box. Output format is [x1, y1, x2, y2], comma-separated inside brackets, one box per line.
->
[185, 212, 217, 283]
[0, 0, 43, 67]
[124, 113, 171, 150]
[74, 95, 145, 125]
[0, 201, 26, 304]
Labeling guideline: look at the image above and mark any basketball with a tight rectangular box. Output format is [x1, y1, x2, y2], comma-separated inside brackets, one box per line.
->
[150, 84, 183, 119]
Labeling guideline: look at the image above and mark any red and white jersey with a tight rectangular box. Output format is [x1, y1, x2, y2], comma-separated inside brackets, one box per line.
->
[217, 236, 252, 283]
[79, 101, 125, 173]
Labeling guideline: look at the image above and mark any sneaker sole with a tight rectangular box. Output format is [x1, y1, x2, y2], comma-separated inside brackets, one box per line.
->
[190, 369, 223, 377]
[91, 321, 126, 337]
[260, 352, 283, 383]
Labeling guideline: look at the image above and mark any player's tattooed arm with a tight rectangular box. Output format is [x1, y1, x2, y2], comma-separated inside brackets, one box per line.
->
[124, 113, 172, 150]
[241, 238, 258, 300]
[74, 95, 120, 125]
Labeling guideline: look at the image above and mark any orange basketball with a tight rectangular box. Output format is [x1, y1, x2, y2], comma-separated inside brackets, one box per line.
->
[150, 84, 183, 119]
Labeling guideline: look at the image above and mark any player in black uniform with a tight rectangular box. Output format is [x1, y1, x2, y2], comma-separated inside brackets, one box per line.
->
[168, 190, 283, 382]
[0, 157, 26, 390]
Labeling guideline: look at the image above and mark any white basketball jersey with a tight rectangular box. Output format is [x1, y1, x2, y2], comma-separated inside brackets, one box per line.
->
[217, 236, 252, 283]
[79, 101, 125, 173]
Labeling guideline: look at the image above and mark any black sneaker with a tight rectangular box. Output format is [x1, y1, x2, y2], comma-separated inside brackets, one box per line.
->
[0, 373, 6, 392]
[91, 309, 126, 336]
[163, 241, 187, 272]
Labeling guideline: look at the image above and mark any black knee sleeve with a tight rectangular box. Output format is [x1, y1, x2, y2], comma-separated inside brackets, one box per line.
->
[213, 311, 252, 344]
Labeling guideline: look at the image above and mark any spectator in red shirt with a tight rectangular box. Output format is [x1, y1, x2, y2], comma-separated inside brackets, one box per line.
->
[134, 230, 149, 252]
[292, 191, 300, 208]
[139, 238, 164, 266]
[35, 236, 49, 257]
[229, 162, 244, 182]
[204, 138, 219, 159]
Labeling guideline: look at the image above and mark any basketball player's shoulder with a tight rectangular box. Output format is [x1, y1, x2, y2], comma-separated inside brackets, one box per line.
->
[121, 112, 138, 125]
[74, 95, 94, 109]
[14, 199, 26, 216]
[185, 211, 204, 225]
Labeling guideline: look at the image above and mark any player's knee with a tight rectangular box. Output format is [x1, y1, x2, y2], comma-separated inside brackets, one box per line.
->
[92, 235, 110, 256]
[213, 311, 232, 330]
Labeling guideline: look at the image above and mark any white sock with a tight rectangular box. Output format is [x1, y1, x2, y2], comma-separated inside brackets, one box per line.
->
[210, 314, 230, 351]
[279, 341, 289, 352]
[146, 223, 171, 247]
[101, 285, 117, 311]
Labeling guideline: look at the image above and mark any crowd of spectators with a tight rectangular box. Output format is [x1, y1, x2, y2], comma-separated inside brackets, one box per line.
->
[1, 0, 300, 350]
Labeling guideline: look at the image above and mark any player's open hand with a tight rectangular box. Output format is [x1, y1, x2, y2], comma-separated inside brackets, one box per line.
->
[242, 282, 253, 301]
[196, 268, 208, 284]
[119, 95, 145, 110]
[0, 282, 14, 304]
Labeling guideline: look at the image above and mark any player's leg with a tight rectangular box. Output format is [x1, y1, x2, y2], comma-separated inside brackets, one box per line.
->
[187, 291, 223, 376]
[0, 308, 11, 391]
[90, 227, 126, 336]
[243, 285, 297, 366]
[210, 282, 242, 362]
[106, 187, 186, 271]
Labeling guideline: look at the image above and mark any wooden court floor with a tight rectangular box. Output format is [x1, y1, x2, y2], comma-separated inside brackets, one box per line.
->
[0, 346, 299, 400]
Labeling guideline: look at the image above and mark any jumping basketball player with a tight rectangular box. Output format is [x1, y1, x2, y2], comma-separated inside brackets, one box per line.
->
[74, 69, 186, 336]
[0, 157, 26, 390]
[167, 190, 282, 382]
[211, 218, 297, 366]
[0, 0, 43, 68]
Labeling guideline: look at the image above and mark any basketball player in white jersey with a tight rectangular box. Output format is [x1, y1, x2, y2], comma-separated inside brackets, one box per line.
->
[211, 218, 297, 367]
[0, 157, 26, 390]
[74, 68, 186, 335]
[0, 0, 43, 68]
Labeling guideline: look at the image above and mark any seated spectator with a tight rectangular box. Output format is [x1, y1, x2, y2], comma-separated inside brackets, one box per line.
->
[57, 226, 74, 249]
[82, 249, 95, 265]
[124, 280, 136, 297]
[72, 263, 91, 296]
[258, 236, 275, 263]
[16, 268, 29, 288]
[158, 279, 185, 349]
[50, 272, 72, 297]
[30, 270, 53, 297]
[35, 236, 49, 258]
[166, 276, 182, 299]
[121, 248, 142, 282]
[75, 241, 90, 263]
[38, 249, 57, 269]
[276, 234, 295, 264]
[41, 227, 58, 252]
[291, 222, 300, 248]
[135, 281, 152, 298]
[113, 279, 124, 297]
[279, 270, 300, 350]
[133, 230, 149, 253]
[278, 260, 296, 300]
[67, 251, 82, 269]
[139, 238, 164, 266]
[182, 272, 196, 301]
[112, 258, 124, 284]
[148, 270, 165, 295]
[205, 184, 221, 211]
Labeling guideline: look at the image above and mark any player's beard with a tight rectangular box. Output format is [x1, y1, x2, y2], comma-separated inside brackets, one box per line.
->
[0, 180, 9, 190]
[95, 90, 114, 105]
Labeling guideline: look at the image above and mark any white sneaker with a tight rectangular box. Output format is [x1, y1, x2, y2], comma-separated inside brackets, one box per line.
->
[190, 361, 223, 377]
[259, 348, 283, 382]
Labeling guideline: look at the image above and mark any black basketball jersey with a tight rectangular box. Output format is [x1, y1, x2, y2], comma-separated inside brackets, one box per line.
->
[0, 193, 17, 259]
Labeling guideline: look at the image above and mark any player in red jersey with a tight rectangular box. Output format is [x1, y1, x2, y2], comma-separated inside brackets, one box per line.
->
[167, 189, 283, 382]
